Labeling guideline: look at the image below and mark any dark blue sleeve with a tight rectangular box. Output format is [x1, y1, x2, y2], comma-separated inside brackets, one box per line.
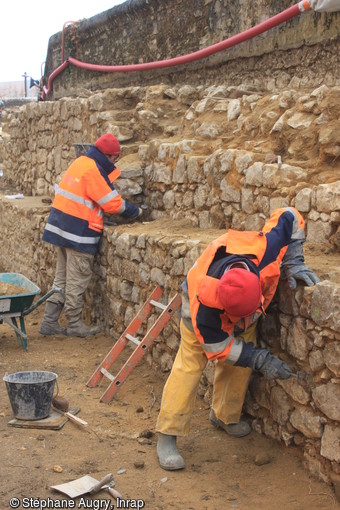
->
[196, 302, 228, 345]
[120, 201, 140, 219]
[258, 211, 295, 271]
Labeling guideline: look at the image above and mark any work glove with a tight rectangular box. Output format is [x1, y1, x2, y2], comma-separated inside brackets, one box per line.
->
[281, 239, 320, 290]
[235, 341, 292, 380]
[120, 202, 143, 221]
[251, 348, 292, 380]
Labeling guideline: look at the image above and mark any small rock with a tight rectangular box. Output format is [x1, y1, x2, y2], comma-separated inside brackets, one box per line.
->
[136, 406, 144, 413]
[37, 434, 45, 441]
[139, 429, 154, 439]
[137, 438, 152, 445]
[134, 461, 145, 469]
[53, 465, 63, 473]
[254, 452, 272, 466]
[160, 477, 168, 484]
[117, 468, 126, 475]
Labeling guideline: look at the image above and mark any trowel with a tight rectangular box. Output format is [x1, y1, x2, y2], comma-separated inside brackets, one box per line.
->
[290, 370, 313, 388]
[50, 472, 123, 499]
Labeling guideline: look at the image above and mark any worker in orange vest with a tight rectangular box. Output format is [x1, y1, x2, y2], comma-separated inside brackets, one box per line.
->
[156, 207, 320, 470]
[40, 133, 142, 338]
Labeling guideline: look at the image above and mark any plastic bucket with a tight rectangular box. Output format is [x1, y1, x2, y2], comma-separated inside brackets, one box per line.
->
[3, 371, 58, 420]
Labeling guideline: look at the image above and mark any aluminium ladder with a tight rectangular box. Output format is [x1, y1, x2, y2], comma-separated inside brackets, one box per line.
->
[87, 286, 182, 403]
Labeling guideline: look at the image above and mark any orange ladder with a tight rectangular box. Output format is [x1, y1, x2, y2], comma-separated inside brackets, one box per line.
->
[87, 286, 182, 403]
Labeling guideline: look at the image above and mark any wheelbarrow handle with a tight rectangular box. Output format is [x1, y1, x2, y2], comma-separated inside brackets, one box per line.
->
[23, 287, 64, 316]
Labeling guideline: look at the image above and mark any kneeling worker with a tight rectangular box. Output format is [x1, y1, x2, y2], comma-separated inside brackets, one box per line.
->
[156, 207, 320, 470]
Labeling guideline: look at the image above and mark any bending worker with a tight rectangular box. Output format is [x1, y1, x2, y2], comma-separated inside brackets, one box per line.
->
[40, 133, 142, 338]
[156, 207, 320, 470]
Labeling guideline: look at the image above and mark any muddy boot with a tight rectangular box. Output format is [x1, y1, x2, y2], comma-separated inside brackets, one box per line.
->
[66, 317, 101, 338]
[209, 409, 251, 438]
[39, 302, 66, 336]
[157, 433, 185, 471]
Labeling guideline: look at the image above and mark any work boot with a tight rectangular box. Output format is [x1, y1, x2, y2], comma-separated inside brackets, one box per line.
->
[39, 302, 67, 336]
[209, 409, 251, 438]
[157, 433, 185, 471]
[66, 318, 101, 338]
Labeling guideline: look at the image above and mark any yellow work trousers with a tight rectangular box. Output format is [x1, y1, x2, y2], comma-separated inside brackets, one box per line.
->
[156, 319, 257, 436]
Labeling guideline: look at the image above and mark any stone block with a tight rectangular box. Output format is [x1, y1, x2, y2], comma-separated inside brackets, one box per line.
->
[323, 342, 340, 377]
[263, 164, 307, 189]
[270, 386, 291, 425]
[286, 317, 313, 361]
[220, 181, 241, 202]
[245, 162, 263, 187]
[321, 425, 340, 462]
[290, 406, 323, 438]
[310, 281, 340, 331]
[227, 99, 241, 121]
[312, 382, 340, 421]
[316, 182, 340, 213]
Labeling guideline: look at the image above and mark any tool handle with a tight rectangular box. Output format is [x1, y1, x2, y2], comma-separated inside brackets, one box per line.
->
[64, 411, 88, 427]
[107, 486, 124, 500]
[90, 473, 114, 494]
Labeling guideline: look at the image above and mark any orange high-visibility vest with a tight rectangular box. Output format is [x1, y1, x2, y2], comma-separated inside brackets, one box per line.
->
[42, 155, 123, 254]
[187, 207, 305, 362]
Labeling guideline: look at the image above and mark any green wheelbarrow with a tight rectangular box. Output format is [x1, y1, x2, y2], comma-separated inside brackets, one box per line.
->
[0, 273, 63, 351]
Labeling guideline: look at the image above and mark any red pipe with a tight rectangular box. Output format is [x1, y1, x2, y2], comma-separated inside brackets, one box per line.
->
[42, 60, 69, 99]
[41, 2, 310, 99]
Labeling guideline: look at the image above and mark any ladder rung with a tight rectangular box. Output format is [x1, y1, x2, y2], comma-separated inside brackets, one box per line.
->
[100, 367, 115, 382]
[150, 299, 167, 311]
[125, 333, 141, 346]
[86, 287, 182, 403]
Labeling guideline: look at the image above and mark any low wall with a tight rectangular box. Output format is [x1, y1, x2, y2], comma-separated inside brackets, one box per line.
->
[2, 83, 340, 249]
[1, 81, 339, 260]
[0, 197, 339, 485]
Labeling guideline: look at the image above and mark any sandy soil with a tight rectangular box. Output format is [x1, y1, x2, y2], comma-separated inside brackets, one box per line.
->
[0, 308, 339, 510]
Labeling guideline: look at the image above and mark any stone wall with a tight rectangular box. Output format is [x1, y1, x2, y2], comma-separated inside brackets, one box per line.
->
[0, 196, 339, 485]
[44, 0, 340, 97]
[2, 83, 340, 249]
[0, 81, 339, 485]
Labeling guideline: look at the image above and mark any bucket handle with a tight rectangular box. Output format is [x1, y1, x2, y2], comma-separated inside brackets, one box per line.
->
[54, 378, 60, 398]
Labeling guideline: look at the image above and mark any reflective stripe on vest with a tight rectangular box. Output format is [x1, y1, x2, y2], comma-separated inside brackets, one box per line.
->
[97, 189, 120, 206]
[44, 224, 100, 245]
[56, 187, 95, 210]
[200, 334, 244, 364]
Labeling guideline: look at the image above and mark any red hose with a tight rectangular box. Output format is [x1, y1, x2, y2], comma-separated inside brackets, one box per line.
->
[41, 2, 309, 99]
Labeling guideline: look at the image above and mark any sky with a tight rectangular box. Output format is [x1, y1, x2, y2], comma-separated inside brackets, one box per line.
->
[0, 0, 126, 83]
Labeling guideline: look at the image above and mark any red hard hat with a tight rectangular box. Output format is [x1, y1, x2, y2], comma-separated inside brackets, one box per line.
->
[217, 268, 262, 317]
[94, 133, 121, 156]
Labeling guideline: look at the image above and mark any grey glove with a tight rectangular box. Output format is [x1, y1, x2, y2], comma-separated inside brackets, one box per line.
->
[281, 239, 320, 290]
[251, 349, 292, 380]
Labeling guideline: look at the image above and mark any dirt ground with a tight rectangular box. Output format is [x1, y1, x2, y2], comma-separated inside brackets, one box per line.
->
[0, 308, 339, 510]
